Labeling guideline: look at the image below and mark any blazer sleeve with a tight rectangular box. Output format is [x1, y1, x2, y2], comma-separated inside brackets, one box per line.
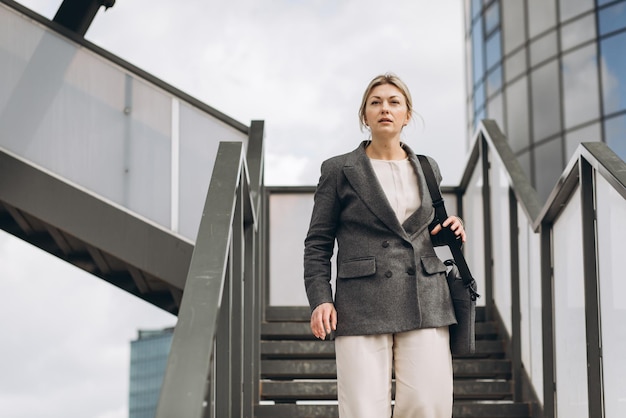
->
[303, 159, 341, 312]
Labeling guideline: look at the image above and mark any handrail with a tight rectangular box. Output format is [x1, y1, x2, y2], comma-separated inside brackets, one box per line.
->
[155, 141, 256, 417]
[461, 119, 543, 227]
[461, 119, 626, 418]
[0, 0, 248, 134]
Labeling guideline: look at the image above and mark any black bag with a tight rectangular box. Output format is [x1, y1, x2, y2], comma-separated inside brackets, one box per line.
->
[417, 155, 479, 355]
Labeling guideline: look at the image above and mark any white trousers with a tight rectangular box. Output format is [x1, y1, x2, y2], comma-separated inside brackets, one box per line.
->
[335, 327, 453, 418]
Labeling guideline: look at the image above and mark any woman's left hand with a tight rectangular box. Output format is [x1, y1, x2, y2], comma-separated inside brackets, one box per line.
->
[430, 216, 466, 242]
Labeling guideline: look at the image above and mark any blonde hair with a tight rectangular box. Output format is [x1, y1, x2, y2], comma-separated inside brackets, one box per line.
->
[358, 73, 414, 131]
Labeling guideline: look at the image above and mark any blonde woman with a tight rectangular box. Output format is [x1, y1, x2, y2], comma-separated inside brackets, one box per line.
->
[304, 73, 465, 417]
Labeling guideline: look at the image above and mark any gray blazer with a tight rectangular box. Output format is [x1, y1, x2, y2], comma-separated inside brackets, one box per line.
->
[303, 141, 456, 337]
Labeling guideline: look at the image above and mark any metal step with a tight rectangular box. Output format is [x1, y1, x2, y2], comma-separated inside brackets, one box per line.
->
[261, 339, 506, 360]
[260, 380, 513, 401]
[265, 306, 488, 323]
[261, 358, 512, 380]
[262, 321, 499, 341]
[255, 401, 532, 418]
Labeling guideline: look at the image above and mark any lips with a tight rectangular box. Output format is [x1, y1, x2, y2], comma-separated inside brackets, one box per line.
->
[379, 118, 393, 123]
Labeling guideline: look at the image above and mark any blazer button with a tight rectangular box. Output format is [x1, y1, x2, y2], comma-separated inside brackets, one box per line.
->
[385, 270, 393, 278]
[407, 267, 416, 275]
[382, 240, 389, 248]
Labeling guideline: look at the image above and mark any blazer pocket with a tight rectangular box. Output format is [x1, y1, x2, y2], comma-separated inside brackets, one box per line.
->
[420, 255, 447, 275]
[338, 257, 376, 279]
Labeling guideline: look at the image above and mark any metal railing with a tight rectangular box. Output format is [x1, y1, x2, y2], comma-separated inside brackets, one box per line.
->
[462, 120, 626, 418]
[156, 121, 265, 418]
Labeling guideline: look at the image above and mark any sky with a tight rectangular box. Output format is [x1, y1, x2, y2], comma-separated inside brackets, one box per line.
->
[0, 1, 467, 417]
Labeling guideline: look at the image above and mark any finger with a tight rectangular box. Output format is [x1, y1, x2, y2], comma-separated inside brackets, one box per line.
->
[322, 311, 332, 335]
[331, 308, 337, 331]
[430, 224, 441, 235]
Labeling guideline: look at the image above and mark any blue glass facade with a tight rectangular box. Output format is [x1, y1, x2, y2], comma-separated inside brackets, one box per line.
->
[465, 0, 626, 201]
[129, 328, 173, 418]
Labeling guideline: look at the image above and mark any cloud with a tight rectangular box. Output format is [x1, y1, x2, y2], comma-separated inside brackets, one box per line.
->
[2, 1, 467, 416]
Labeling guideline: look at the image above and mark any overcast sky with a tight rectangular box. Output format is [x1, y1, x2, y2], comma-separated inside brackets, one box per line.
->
[0, 1, 467, 417]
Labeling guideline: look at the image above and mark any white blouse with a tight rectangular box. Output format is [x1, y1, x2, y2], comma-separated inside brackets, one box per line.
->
[369, 158, 421, 223]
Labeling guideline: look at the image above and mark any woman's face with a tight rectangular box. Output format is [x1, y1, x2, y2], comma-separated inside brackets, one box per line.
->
[363, 83, 410, 139]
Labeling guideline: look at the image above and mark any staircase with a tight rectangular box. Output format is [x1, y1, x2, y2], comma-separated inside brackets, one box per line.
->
[256, 306, 532, 418]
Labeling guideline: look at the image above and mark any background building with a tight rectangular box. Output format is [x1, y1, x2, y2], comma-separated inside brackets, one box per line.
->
[464, 0, 626, 200]
[129, 328, 174, 418]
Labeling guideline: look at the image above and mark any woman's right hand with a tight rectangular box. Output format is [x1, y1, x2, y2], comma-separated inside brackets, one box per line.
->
[310, 302, 337, 340]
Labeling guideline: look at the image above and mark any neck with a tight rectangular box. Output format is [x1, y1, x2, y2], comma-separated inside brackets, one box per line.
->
[366, 136, 406, 160]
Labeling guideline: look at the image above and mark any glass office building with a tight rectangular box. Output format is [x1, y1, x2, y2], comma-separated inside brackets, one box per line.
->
[129, 328, 174, 418]
[464, 0, 626, 200]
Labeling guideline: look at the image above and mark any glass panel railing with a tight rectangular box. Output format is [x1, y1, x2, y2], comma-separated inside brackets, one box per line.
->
[268, 191, 316, 306]
[489, 151, 512, 334]
[552, 186, 589, 418]
[526, 223, 543, 404]
[596, 174, 626, 418]
[178, 102, 247, 239]
[0, 4, 247, 240]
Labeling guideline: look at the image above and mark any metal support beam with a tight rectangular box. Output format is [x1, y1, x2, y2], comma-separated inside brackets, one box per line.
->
[509, 188, 523, 401]
[480, 134, 495, 320]
[580, 158, 604, 418]
[541, 224, 556, 418]
[53, 0, 115, 36]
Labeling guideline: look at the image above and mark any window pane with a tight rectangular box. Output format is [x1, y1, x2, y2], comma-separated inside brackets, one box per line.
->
[559, 0, 594, 22]
[531, 60, 562, 141]
[562, 44, 600, 128]
[472, 0, 482, 19]
[605, 113, 626, 160]
[472, 17, 485, 85]
[598, 1, 626, 36]
[534, 137, 564, 201]
[474, 81, 486, 112]
[502, 0, 526, 54]
[530, 30, 557, 67]
[528, 0, 557, 39]
[487, 92, 504, 129]
[506, 76, 531, 152]
[505, 48, 527, 82]
[486, 30, 502, 70]
[565, 122, 601, 160]
[485, 1, 500, 34]
[487, 65, 503, 96]
[600, 32, 626, 115]
[560, 14, 596, 51]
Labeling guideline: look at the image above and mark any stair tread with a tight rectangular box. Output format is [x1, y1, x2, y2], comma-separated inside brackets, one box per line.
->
[261, 340, 505, 359]
[262, 321, 499, 340]
[255, 401, 532, 418]
[265, 306, 488, 323]
[260, 380, 513, 401]
[261, 358, 512, 379]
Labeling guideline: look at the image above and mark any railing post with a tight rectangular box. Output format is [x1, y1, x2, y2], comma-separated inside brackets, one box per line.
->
[580, 158, 604, 418]
[216, 247, 233, 417]
[541, 223, 556, 418]
[480, 133, 495, 320]
[508, 188, 523, 401]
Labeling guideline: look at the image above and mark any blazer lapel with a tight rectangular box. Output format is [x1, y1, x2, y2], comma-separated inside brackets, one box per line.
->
[342, 142, 408, 239]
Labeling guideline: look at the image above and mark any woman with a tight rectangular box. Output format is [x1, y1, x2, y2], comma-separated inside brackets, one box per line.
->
[303, 73, 466, 418]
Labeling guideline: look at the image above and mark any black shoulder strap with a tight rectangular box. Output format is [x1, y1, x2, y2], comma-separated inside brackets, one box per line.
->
[417, 155, 479, 299]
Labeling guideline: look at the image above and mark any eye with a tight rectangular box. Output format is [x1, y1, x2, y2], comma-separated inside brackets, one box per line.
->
[370, 100, 380, 105]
